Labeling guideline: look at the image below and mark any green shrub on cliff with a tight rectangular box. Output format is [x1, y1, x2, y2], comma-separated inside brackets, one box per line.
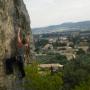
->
[24, 63, 63, 90]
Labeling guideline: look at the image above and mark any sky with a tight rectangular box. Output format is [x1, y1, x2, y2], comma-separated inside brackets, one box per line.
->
[24, 0, 90, 28]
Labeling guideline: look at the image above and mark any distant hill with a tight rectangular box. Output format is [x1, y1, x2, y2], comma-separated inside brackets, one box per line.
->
[32, 21, 90, 34]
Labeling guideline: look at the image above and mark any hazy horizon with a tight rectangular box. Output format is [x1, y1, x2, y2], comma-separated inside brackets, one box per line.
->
[24, 0, 90, 28]
[31, 20, 90, 29]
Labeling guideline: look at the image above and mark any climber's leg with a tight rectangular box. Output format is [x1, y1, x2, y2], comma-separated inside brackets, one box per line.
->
[17, 56, 25, 79]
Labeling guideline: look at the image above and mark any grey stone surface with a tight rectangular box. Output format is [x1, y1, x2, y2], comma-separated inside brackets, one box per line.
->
[0, 0, 34, 89]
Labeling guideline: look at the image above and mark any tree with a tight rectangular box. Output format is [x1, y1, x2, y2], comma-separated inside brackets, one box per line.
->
[62, 54, 90, 90]
[74, 78, 90, 90]
[24, 63, 63, 90]
[39, 53, 68, 65]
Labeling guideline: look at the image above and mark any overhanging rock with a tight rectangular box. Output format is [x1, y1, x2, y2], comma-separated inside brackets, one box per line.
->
[0, 0, 34, 89]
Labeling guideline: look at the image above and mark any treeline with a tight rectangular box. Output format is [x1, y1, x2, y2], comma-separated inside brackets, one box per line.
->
[24, 53, 90, 90]
[37, 53, 68, 65]
[63, 54, 90, 90]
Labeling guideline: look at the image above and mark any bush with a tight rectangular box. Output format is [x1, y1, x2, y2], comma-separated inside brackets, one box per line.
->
[24, 63, 63, 90]
[62, 54, 90, 90]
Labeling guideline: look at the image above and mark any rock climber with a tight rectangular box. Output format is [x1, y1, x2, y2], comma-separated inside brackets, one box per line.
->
[17, 27, 30, 79]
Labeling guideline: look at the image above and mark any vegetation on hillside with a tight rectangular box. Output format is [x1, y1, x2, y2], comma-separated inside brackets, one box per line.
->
[37, 53, 68, 65]
[24, 53, 90, 90]
[24, 63, 63, 90]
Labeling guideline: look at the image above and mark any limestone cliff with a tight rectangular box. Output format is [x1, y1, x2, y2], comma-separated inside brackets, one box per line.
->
[0, 0, 34, 89]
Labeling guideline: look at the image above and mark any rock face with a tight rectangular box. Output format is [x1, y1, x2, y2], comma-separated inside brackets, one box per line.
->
[0, 0, 34, 89]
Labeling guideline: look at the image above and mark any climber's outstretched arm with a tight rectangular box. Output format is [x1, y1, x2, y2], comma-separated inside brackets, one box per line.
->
[26, 33, 30, 48]
[17, 28, 22, 43]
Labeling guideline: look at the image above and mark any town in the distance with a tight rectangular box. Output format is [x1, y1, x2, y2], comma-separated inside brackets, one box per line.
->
[33, 21, 90, 65]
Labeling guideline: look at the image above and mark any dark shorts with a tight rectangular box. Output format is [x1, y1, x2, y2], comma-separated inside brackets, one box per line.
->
[17, 56, 25, 78]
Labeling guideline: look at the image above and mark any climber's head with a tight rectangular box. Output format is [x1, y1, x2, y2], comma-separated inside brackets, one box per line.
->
[22, 39, 27, 45]
[26, 32, 30, 38]
[27, 32, 30, 35]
